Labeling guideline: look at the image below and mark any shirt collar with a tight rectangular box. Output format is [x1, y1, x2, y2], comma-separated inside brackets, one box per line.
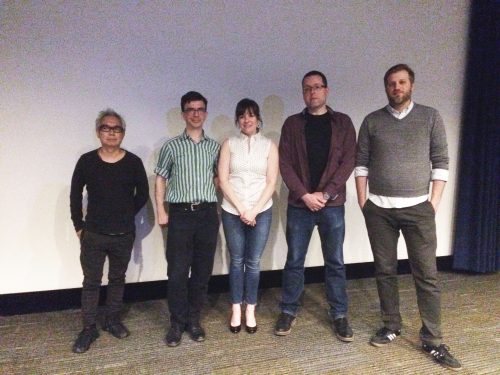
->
[301, 105, 334, 117]
[238, 131, 261, 141]
[386, 101, 414, 119]
[182, 129, 206, 142]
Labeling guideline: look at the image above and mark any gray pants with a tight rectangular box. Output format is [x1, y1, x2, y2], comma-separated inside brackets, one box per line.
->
[363, 200, 442, 346]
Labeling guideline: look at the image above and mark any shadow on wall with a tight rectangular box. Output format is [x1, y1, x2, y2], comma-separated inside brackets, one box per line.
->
[210, 114, 234, 142]
[131, 166, 156, 280]
[55, 144, 100, 288]
[55, 185, 84, 288]
[261, 95, 286, 271]
[209, 113, 233, 274]
[150, 106, 187, 279]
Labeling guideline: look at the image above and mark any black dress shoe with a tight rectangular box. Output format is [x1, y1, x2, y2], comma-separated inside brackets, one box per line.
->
[245, 324, 258, 334]
[332, 317, 353, 342]
[103, 320, 130, 339]
[165, 324, 183, 347]
[72, 325, 99, 353]
[274, 312, 296, 336]
[187, 323, 206, 342]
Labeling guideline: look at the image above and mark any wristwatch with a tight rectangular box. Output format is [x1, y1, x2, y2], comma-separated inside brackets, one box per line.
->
[323, 192, 331, 200]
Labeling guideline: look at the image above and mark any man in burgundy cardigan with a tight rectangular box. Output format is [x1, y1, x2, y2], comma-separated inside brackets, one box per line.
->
[274, 71, 356, 342]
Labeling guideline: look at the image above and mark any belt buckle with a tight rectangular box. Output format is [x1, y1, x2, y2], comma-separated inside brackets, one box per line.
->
[190, 202, 201, 211]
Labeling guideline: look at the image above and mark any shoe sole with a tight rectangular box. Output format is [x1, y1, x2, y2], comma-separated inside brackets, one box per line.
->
[102, 326, 129, 339]
[274, 318, 296, 336]
[336, 333, 354, 342]
[370, 338, 398, 347]
[190, 336, 205, 342]
[72, 333, 99, 354]
[423, 350, 462, 372]
[166, 339, 181, 347]
[370, 331, 400, 347]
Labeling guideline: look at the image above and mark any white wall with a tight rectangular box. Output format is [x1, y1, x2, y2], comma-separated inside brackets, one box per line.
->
[0, 1, 469, 294]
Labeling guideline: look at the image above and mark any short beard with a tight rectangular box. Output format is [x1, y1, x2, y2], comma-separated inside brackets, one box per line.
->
[388, 91, 412, 108]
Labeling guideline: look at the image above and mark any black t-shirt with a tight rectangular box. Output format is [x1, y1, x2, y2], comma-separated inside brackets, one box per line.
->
[304, 112, 332, 192]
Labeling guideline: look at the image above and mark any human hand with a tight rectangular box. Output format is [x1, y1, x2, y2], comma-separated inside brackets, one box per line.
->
[240, 210, 257, 226]
[429, 199, 438, 213]
[157, 211, 169, 226]
[302, 193, 326, 211]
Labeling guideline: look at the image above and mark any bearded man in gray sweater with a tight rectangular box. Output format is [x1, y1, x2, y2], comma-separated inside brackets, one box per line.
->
[355, 64, 461, 371]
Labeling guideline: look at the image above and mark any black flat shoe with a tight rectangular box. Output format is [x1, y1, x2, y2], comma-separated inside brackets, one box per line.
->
[245, 325, 257, 334]
[229, 324, 241, 333]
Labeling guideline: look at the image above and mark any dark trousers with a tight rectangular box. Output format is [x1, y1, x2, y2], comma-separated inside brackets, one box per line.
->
[363, 200, 442, 346]
[166, 204, 219, 327]
[80, 231, 135, 327]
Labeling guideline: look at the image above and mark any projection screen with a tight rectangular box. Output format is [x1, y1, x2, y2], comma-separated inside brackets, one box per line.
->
[0, 0, 469, 294]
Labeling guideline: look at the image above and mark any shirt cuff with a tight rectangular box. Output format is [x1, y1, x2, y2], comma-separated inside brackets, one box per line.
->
[432, 168, 449, 181]
[154, 166, 170, 179]
[354, 166, 369, 177]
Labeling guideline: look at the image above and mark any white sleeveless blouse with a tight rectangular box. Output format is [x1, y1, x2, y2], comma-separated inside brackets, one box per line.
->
[221, 132, 273, 215]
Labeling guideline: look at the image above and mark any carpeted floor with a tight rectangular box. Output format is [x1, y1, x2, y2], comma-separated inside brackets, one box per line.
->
[1, 272, 498, 374]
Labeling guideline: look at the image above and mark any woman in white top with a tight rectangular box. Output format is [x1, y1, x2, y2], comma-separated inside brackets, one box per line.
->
[218, 98, 279, 334]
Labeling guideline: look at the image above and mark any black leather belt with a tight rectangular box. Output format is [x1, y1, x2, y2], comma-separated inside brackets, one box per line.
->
[170, 202, 216, 212]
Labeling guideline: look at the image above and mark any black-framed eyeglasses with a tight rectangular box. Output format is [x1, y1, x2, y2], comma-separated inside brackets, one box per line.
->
[99, 125, 124, 134]
[183, 107, 207, 115]
[302, 85, 326, 94]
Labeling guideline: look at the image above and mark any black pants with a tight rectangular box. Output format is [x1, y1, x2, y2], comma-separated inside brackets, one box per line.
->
[80, 231, 135, 327]
[166, 204, 219, 326]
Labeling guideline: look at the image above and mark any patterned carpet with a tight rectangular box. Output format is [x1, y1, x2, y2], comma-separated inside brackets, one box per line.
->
[1, 272, 498, 374]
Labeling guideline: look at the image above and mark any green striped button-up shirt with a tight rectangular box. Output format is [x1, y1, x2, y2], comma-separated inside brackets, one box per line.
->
[155, 130, 220, 203]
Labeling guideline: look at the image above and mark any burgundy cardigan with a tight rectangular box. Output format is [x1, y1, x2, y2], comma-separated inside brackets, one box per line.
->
[278, 106, 356, 208]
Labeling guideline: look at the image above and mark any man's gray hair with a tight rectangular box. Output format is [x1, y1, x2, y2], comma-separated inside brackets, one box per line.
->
[95, 108, 126, 131]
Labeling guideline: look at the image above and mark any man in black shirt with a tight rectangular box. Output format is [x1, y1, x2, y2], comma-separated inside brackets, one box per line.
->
[70, 109, 149, 353]
[275, 71, 356, 342]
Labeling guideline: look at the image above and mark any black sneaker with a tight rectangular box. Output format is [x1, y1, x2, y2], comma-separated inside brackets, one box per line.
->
[333, 317, 353, 342]
[165, 324, 184, 347]
[187, 323, 206, 342]
[370, 327, 401, 347]
[72, 325, 99, 353]
[274, 312, 296, 336]
[422, 344, 462, 371]
[103, 320, 130, 339]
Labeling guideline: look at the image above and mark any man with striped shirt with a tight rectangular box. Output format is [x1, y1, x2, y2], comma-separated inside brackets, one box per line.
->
[154, 91, 220, 347]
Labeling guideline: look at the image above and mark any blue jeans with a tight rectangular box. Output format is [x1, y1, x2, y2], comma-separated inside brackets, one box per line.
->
[280, 205, 348, 318]
[222, 207, 272, 305]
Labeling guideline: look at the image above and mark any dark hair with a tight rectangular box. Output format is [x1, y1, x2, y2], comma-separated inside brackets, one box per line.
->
[95, 108, 126, 131]
[383, 64, 415, 86]
[302, 70, 328, 88]
[234, 98, 262, 127]
[181, 91, 207, 111]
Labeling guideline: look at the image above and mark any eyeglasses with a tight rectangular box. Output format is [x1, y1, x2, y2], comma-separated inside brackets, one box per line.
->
[99, 125, 124, 133]
[183, 107, 207, 115]
[302, 85, 326, 94]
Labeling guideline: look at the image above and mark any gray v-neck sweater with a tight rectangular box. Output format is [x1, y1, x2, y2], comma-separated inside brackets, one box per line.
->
[356, 103, 448, 197]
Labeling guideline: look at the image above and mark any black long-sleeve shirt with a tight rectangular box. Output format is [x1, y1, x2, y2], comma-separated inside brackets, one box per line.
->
[70, 149, 149, 234]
